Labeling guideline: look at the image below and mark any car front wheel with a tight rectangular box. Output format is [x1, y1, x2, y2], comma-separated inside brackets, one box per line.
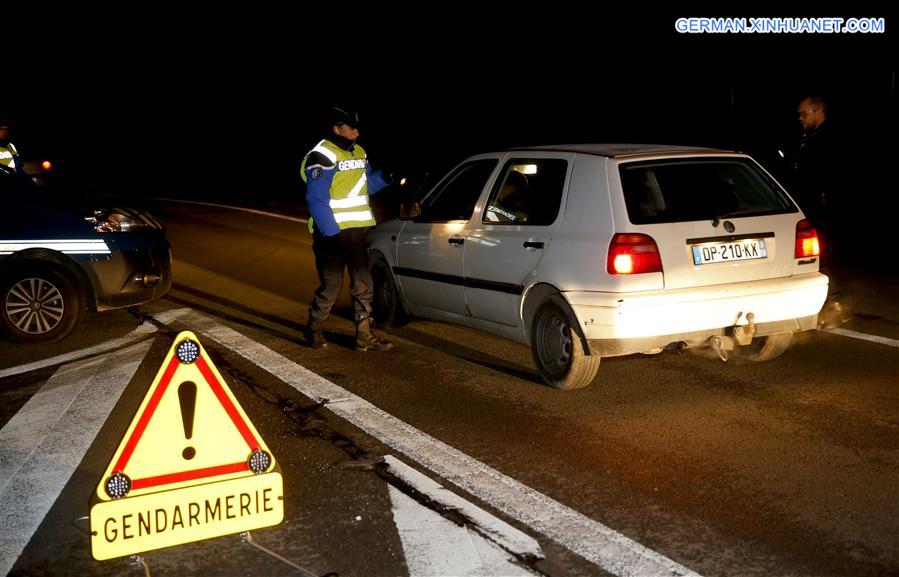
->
[371, 257, 408, 326]
[531, 297, 600, 389]
[0, 267, 82, 344]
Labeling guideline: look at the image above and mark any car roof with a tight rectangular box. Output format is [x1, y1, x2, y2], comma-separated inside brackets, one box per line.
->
[506, 143, 738, 158]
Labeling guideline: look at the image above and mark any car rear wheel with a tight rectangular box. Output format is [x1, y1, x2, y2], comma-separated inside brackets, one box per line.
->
[371, 257, 408, 326]
[0, 267, 82, 344]
[531, 297, 600, 389]
[736, 332, 793, 361]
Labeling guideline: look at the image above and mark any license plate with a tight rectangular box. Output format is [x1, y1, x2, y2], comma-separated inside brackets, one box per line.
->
[691, 239, 768, 265]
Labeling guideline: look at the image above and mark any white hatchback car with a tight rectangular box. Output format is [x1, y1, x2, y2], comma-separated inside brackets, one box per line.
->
[368, 145, 828, 389]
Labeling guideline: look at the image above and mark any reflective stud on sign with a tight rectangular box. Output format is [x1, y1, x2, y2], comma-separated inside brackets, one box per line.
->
[176, 339, 200, 364]
[248, 449, 272, 473]
[105, 472, 131, 499]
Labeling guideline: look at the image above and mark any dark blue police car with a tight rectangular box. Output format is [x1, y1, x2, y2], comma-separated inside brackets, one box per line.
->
[0, 165, 172, 343]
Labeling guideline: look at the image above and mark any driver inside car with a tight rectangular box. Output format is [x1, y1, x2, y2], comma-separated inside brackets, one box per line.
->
[486, 170, 529, 223]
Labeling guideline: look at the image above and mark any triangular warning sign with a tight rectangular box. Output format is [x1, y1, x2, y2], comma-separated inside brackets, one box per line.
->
[90, 331, 283, 560]
[95, 331, 277, 500]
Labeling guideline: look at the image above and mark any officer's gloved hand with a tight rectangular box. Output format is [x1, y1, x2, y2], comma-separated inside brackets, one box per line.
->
[385, 171, 407, 187]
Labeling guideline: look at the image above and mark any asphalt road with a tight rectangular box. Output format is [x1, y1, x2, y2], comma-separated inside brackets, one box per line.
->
[2, 200, 898, 577]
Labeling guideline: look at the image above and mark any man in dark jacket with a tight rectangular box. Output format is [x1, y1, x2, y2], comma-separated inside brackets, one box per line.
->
[792, 96, 849, 327]
[300, 107, 394, 351]
[791, 96, 838, 238]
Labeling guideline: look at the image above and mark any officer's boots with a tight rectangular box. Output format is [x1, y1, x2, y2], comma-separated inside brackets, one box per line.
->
[304, 317, 328, 349]
[355, 317, 394, 352]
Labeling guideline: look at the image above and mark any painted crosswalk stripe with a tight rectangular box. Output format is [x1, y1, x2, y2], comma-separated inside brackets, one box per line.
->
[158, 310, 700, 577]
[0, 340, 152, 576]
[389, 486, 538, 577]
[0, 308, 188, 380]
[385, 454, 543, 559]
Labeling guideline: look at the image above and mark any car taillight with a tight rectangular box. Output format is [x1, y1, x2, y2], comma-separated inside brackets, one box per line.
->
[607, 233, 663, 274]
[794, 219, 820, 258]
[41, 160, 52, 172]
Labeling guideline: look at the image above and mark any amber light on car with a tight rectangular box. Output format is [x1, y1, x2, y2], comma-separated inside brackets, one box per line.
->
[41, 160, 52, 171]
[607, 233, 663, 274]
[794, 219, 821, 258]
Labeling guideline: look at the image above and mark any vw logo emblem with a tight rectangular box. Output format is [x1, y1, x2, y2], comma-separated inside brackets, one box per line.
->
[723, 221, 736, 233]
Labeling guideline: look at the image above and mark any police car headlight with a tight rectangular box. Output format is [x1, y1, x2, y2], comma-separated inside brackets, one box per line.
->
[85, 210, 150, 232]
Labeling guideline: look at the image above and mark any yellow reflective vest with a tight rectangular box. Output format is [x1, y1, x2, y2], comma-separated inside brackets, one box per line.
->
[301, 139, 376, 233]
[0, 141, 19, 170]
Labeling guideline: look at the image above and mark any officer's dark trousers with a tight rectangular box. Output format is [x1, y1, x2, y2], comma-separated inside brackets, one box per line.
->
[309, 228, 373, 323]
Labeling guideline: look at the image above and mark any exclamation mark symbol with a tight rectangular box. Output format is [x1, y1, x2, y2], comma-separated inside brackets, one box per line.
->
[179, 381, 197, 460]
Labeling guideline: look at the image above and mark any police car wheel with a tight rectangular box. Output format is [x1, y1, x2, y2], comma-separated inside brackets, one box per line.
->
[371, 257, 408, 327]
[0, 267, 82, 344]
[531, 297, 600, 390]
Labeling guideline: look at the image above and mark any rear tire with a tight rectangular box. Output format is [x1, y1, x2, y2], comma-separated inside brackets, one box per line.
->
[371, 257, 408, 326]
[531, 296, 600, 389]
[1, 267, 82, 344]
[736, 332, 793, 361]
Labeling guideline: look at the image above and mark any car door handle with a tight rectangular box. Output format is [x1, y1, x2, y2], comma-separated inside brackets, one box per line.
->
[523, 241, 544, 249]
[448, 237, 465, 245]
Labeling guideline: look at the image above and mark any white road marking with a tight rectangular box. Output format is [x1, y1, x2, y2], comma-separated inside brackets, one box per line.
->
[385, 455, 543, 560]
[143, 197, 309, 224]
[0, 323, 154, 379]
[822, 327, 899, 349]
[0, 340, 152, 576]
[158, 310, 700, 577]
[0, 308, 188, 379]
[389, 486, 538, 577]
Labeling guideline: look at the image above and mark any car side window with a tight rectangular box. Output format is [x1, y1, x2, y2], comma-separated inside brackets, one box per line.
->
[417, 160, 498, 222]
[483, 159, 568, 226]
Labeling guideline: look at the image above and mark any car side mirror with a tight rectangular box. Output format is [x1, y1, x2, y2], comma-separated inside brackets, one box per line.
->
[399, 202, 421, 220]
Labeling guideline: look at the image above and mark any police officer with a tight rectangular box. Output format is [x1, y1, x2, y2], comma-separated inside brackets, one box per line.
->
[0, 117, 29, 182]
[300, 106, 393, 351]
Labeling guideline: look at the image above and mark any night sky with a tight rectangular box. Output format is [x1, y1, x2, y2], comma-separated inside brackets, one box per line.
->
[6, 10, 896, 208]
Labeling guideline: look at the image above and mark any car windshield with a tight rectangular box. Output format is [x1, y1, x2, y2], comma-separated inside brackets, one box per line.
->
[619, 158, 797, 224]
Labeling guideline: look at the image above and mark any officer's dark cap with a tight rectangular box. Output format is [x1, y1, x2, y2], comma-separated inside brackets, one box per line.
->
[329, 106, 360, 129]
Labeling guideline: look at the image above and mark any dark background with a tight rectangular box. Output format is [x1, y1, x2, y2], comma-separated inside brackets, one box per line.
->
[5, 10, 896, 213]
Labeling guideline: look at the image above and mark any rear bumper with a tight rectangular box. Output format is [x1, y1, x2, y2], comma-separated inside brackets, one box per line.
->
[564, 273, 828, 355]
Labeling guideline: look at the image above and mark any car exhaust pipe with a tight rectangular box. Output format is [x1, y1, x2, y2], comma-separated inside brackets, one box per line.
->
[134, 273, 161, 287]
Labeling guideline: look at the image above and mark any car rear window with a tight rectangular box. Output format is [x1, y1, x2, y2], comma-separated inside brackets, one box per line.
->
[619, 158, 797, 224]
